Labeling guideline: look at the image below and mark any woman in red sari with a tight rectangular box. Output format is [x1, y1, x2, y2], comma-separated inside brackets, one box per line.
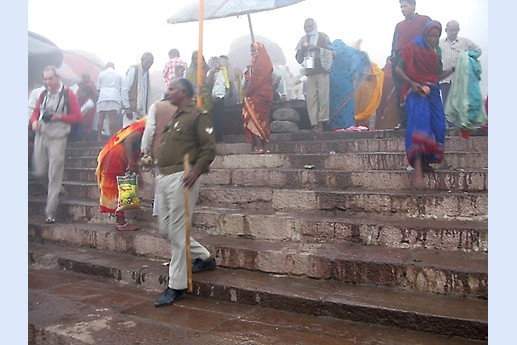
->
[242, 42, 274, 154]
[95, 117, 146, 231]
[395, 20, 454, 189]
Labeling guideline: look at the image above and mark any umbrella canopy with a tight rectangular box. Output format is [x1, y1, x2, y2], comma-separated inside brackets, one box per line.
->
[28, 31, 63, 89]
[58, 50, 105, 86]
[167, 0, 305, 24]
[167, 0, 305, 106]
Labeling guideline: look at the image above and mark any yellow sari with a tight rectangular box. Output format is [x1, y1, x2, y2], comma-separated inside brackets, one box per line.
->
[354, 63, 384, 127]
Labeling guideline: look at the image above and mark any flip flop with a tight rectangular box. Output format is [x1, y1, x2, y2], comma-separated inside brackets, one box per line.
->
[115, 223, 140, 231]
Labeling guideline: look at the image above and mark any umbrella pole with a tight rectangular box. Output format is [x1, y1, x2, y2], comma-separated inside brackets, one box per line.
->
[196, 0, 204, 108]
[247, 14, 255, 44]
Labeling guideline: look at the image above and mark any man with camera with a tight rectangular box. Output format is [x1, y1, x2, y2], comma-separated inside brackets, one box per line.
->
[29, 66, 82, 224]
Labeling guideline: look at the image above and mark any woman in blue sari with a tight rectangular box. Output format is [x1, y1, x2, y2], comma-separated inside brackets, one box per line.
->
[328, 39, 371, 130]
[395, 20, 455, 189]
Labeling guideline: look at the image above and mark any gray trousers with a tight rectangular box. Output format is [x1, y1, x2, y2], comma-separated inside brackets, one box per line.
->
[32, 133, 67, 219]
[156, 171, 211, 290]
[306, 73, 330, 126]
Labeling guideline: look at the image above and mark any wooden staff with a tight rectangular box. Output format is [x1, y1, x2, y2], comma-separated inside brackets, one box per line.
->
[183, 153, 193, 292]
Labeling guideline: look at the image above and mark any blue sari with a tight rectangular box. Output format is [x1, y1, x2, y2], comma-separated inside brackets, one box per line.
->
[328, 40, 371, 130]
[400, 21, 445, 167]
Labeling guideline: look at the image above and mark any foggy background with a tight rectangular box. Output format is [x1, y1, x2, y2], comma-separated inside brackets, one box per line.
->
[28, 0, 488, 97]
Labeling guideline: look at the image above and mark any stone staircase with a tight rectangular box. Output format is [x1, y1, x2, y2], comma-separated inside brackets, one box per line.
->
[28, 129, 488, 341]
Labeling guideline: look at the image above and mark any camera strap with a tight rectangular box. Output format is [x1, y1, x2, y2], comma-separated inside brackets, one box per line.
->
[39, 85, 69, 119]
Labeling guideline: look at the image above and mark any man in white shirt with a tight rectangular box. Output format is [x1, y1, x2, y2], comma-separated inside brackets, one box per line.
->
[95, 62, 123, 140]
[439, 20, 481, 106]
[207, 56, 230, 142]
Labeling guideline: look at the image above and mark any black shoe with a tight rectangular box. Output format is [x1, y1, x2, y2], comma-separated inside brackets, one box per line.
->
[154, 287, 185, 307]
[192, 257, 216, 273]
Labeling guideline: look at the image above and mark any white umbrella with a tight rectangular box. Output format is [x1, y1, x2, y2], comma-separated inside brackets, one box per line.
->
[167, 0, 305, 106]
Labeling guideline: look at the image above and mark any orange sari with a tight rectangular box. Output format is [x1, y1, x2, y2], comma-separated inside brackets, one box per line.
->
[95, 118, 146, 213]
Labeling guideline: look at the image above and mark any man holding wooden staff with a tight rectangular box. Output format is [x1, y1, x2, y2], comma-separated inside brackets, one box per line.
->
[151, 78, 217, 308]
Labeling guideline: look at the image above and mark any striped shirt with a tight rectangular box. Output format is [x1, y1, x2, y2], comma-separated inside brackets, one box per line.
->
[439, 37, 481, 83]
[162, 57, 187, 88]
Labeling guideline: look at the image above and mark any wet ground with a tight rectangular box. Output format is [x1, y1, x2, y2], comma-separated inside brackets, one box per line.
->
[29, 267, 486, 345]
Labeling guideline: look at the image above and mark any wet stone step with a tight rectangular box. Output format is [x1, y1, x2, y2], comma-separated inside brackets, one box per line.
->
[29, 241, 488, 341]
[29, 196, 488, 253]
[29, 184, 488, 221]
[64, 151, 488, 170]
[65, 135, 487, 158]
[28, 221, 487, 298]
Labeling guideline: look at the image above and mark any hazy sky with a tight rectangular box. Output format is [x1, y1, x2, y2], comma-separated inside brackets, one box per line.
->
[28, 0, 488, 95]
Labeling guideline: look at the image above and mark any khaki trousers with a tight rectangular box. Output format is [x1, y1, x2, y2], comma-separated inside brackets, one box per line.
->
[156, 171, 211, 290]
[306, 72, 330, 126]
[32, 133, 68, 219]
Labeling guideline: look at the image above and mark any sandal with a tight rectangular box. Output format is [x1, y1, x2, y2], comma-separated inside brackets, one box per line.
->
[115, 222, 140, 231]
[250, 149, 265, 154]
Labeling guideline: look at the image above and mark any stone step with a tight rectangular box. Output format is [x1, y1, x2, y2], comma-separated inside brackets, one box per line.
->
[221, 127, 463, 143]
[28, 220, 487, 299]
[28, 241, 488, 341]
[213, 152, 488, 170]
[64, 135, 488, 157]
[193, 207, 488, 252]
[204, 168, 488, 191]
[28, 197, 487, 252]
[29, 182, 488, 221]
[217, 136, 488, 155]
[198, 186, 487, 220]
[64, 151, 488, 170]
[28, 268, 488, 345]
[58, 167, 488, 192]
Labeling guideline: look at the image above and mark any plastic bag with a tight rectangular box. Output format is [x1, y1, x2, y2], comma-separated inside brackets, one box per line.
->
[116, 173, 140, 212]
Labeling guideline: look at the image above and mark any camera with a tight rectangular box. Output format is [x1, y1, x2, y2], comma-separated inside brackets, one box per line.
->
[42, 110, 53, 123]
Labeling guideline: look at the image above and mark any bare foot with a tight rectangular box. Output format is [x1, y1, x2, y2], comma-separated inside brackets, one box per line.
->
[411, 157, 426, 189]
[411, 173, 426, 189]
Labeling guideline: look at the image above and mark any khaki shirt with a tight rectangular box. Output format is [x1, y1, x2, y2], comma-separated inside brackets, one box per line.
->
[157, 102, 216, 175]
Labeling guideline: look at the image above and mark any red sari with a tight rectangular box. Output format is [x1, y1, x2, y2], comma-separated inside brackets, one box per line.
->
[242, 42, 274, 145]
[95, 118, 146, 213]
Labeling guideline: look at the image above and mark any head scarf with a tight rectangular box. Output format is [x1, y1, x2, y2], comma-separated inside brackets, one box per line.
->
[418, 20, 442, 49]
[400, 19, 442, 95]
